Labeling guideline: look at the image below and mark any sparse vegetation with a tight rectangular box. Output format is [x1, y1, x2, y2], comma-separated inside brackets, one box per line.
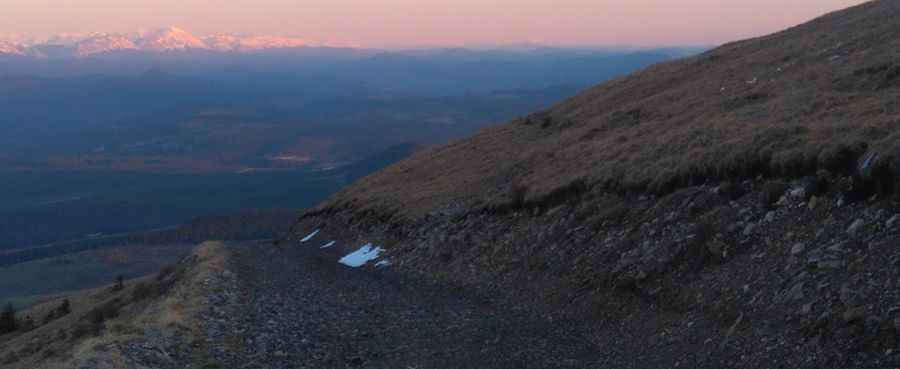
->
[0, 303, 16, 334]
[114, 275, 125, 291]
[132, 282, 159, 301]
[0, 253, 197, 366]
[20, 315, 34, 332]
[41, 298, 72, 326]
[157, 263, 178, 281]
[319, 0, 900, 220]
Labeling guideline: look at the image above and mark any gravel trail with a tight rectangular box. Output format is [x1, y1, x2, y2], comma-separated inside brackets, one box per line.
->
[204, 241, 605, 369]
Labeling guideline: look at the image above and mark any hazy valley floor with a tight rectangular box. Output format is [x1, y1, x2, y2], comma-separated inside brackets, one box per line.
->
[199, 241, 605, 369]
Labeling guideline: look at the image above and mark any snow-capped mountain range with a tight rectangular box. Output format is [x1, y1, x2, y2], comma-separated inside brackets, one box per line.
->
[0, 27, 320, 57]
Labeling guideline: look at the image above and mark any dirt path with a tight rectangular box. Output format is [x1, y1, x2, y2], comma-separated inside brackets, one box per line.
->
[202, 241, 605, 369]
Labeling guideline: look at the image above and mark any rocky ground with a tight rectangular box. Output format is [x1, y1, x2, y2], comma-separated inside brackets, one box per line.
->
[296, 175, 900, 368]
[12, 180, 900, 369]
[195, 240, 607, 369]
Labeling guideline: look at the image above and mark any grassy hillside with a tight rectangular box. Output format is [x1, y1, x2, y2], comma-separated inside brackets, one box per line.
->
[0, 242, 229, 369]
[317, 0, 900, 219]
[0, 244, 194, 304]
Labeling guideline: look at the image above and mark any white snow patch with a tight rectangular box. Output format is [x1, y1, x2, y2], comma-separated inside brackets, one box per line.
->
[300, 229, 320, 243]
[338, 243, 384, 267]
[375, 260, 392, 268]
[320, 241, 336, 249]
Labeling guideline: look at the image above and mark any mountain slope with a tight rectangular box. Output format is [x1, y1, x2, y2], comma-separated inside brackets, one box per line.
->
[137, 26, 208, 51]
[2, 27, 321, 57]
[73, 34, 138, 56]
[318, 0, 900, 219]
[293, 2, 900, 367]
[204, 34, 310, 51]
[0, 41, 24, 56]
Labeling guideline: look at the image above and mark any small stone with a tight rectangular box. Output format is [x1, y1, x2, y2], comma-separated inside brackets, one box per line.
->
[273, 351, 288, 358]
[801, 303, 813, 315]
[791, 243, 806, 256]
[707, 240, 727, 258]
[808, 196, 819, 210]
[743, 223, 756, 236]
[818, 260, 844, 269]
[847, 219, 865, 235]
[840, 284, 855, 305]
[815, 229, 825, 239]
[787, 282, 805, 301]
[816, 311, 831, 327]
[720, 313, 744, 349]
[887, 214, 899, 228]
[349, 357, 365, 366]
[843, 305, 870, 323]
[727, 223, 741, 233]
[764, 211, 776, 223]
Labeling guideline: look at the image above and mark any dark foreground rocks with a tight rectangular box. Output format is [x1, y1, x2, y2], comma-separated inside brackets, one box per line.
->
[296, 177, 900, 368]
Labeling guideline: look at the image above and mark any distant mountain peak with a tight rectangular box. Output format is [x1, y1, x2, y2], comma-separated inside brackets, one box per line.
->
[74, 34, 138, 57]
[2, 27, 328, 57]
[204, 34, 311, 51]
[0, 40, 25, 56]
[138, 26, 207, 51]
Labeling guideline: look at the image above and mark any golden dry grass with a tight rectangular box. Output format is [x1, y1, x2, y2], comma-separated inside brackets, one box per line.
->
[316, 0, 900, 220]
[0, 241, 230, 369]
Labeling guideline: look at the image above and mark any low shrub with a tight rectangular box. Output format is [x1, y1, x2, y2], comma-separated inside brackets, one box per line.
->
[0, 303, 16, 334]
[132, 282, 160, 302]
[157, 264, 178, 282]
[75, 298, 123, 338]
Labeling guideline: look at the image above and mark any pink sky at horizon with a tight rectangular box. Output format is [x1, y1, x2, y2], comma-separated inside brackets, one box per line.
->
[2, 0, 868, 48]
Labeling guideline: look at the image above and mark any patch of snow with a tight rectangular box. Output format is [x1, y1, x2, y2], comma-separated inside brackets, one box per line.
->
[320, 241, 336, 249]
[338, 243, 384, 267]
[300, 229, 320, 243]
[375, 260, 392, 268]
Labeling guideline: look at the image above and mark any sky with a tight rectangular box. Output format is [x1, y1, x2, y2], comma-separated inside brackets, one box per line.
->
[1, 0, 869, 48]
